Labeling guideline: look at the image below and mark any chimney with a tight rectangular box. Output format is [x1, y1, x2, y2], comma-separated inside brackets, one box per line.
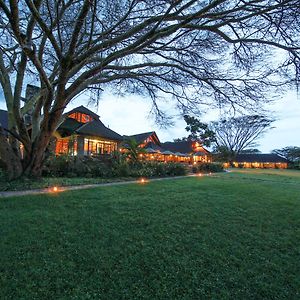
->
[25, 84, 40, 103]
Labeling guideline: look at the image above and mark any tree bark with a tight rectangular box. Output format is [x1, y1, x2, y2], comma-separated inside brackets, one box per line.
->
[23, 131, 53, 178]
[0, 131, 23, 180]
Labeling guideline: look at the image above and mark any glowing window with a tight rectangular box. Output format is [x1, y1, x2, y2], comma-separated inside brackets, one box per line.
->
[68, 112, 93, 123]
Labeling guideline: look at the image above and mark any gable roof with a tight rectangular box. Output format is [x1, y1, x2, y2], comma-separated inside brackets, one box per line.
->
[144, 141, 164, 152]
[65, 105, 99, 120]
[161, 140, 210, 155]
[75, 119, 123, 141]
[162, 141, 192, 153]
[0, 109, 8, 131]
[124, 131, 160, 145]
[235, 154, 289, 163]
[57, 117, 83, 137]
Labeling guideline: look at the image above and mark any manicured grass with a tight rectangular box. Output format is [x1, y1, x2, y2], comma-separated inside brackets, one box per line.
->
[0, 170, 299, 299]
[0, 174, 134, 192]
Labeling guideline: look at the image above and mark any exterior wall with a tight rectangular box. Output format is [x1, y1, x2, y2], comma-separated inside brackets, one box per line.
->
[192, 155, 212, 164]
[55, 136, 77, 155]
[55, 135, 119, 157]
[141, 153, 190, 163]
[136, 153, 211, 164]
[77, 136, 85, 157]
[83, 137, 118, 156]
[230, 162, 288, 169]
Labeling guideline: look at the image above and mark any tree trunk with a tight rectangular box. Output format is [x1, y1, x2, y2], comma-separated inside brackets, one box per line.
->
[23, 131, 53, 178]
[0, 133, 23, 180]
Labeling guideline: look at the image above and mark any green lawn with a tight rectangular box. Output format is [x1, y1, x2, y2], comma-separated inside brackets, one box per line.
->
[0, 174, 135, 192]
[1, 170, 299, 299]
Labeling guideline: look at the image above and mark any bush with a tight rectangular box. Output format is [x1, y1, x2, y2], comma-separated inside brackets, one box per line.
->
[0, 159, 6, 171]
[43, 155, 72, 177]
[133, 162, 188, 177]
[192, 162, 224, 173]
[43, 155, 101, 177]
[288, 162, 300, 170]
[164, 162, 188, 176]
[43, 155, 188, 178]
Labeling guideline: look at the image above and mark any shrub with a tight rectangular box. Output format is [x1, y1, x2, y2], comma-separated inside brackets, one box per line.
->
[288, 162, 300, 170]
[192, 162, 224, 173]
[124, 162, 187, 178]
[112, 161, 131, 177]
[164, 162, 188, 176]
[43, 155, 188, 178]
[43, 155, 72, 177]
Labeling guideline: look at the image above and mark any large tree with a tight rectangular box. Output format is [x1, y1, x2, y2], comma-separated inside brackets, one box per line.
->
[211, 115, 274, 161]
[0, 0, 299, 179]
[272, 146, 300, 162]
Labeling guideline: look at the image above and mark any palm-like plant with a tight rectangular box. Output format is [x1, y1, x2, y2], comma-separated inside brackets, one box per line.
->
[124, 138, 146, 163]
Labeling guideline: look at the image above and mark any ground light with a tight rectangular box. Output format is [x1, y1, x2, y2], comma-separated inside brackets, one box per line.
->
[197, 173, 203, 177]
[138, 178, 148, 184]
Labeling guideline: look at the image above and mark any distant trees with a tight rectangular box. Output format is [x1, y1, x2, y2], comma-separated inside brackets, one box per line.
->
[240, 149, 261, 154]
[0, 0, 299, 179]
[211, 115, 274, 161]
[181, 114, 273, 161]
[272, 146, 300, 162]
[180, 115, 215, 146]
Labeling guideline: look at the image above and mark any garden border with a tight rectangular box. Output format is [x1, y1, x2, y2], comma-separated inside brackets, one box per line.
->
[0, 174, 216, 199]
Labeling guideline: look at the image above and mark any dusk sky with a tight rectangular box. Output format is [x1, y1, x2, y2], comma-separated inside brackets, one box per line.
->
[0, 89, 299, 152]
[68, 89, 300, 153]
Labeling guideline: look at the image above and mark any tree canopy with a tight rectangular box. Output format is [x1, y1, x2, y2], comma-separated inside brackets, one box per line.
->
[0, 0, 299, 179]
[211, 115, 274, 159]
[272, 146, 300, 162]
[181, 115, 215, 146]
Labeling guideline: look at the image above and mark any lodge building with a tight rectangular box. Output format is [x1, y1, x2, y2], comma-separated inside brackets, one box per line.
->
[55, 106, 123, 156]
[224, 154, 288, 169]
[55, 106, 211, 163]
[0, 105, 211, 164]
[0, 103, 290, 168]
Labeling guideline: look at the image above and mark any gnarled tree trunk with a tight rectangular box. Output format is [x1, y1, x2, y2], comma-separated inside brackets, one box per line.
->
[23, 131, 53, 178]
[0, 131, 23, 180]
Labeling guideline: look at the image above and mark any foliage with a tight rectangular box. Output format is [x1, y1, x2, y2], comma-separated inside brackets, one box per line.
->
[289, 163, 300, 170]
[1, 170, 300, 298]
[182, 115, 216, 146]
[272, 146, 300, 162]
[123, 138, 146, 163]
[240, 149, 262, 154]
[112, 161, 188, 178]
[42, 155, 187, 179]
[192, 162, 224, 173]
[0, 0, 300, 179]
[212, 146, 235, 163]
[43, 155, 90, 177]
[211, 115, 274, 161]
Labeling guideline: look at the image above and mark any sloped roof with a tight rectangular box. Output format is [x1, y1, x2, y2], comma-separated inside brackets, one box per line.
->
[161, 141, 192, 153]
[65, 105, 99, 120]
[124, 131, 160, 145]
[161, 141, 210, 155]
[75, 119, 123, 141]
[144, 141, 163, 152]
[0, 109, 8, 131]
[235, 154, 288, 163]
[57, 117, 83, 137]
